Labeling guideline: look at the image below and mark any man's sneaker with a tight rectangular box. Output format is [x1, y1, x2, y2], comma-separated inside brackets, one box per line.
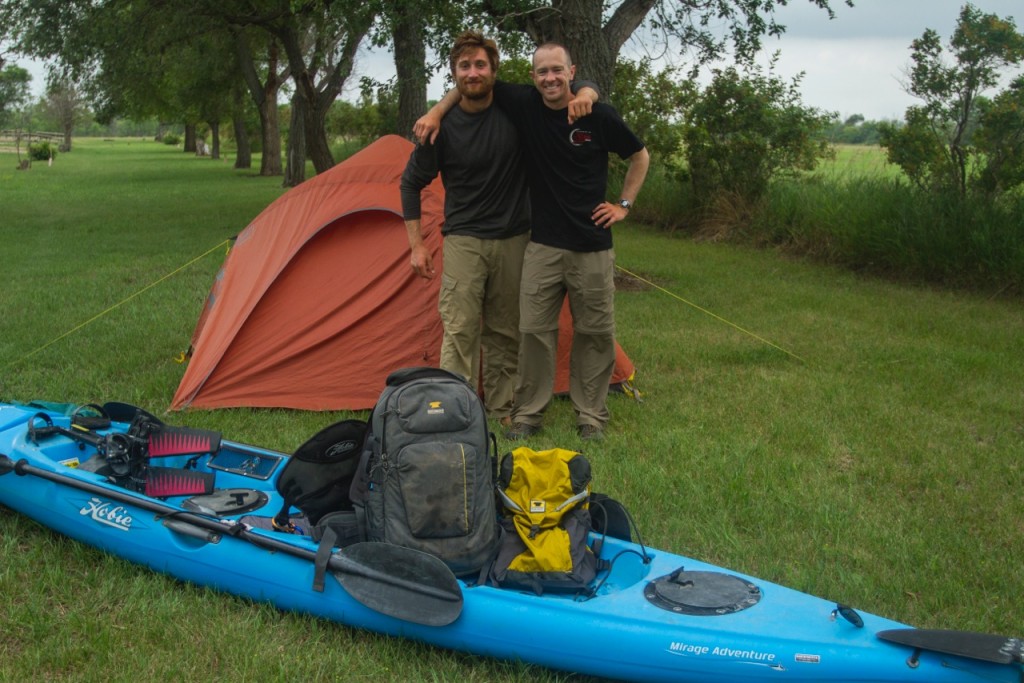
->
[578, 424, 604, 441]
[504, 422, 541, 440]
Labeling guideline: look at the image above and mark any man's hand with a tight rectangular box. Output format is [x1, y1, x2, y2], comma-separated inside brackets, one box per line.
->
[591, 202, 629, 229]
[413, 112, 443, 146]
[567, 85, 598, 124]
[414, 88, 461, 144]
[410, 243, 436, 279]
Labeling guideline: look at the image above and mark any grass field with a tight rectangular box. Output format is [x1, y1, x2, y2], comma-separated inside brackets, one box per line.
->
[814, 144, 901, 179]
[1, 139, 1022, 681]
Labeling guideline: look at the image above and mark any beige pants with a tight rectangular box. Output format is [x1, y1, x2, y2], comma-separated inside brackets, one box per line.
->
[439, 232, 529, 418]
[511, 242, 616, 428]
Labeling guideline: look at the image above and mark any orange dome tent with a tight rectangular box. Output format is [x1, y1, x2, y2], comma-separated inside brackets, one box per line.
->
[171, 135, 635, 412]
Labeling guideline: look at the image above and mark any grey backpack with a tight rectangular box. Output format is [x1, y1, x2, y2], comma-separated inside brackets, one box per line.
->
[349, 367, 499, 576]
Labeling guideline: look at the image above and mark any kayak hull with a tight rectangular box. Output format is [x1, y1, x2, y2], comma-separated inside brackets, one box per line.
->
[0, 404, 1019, 682]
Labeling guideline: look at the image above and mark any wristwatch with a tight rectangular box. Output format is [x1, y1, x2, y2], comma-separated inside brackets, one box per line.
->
[618, 199, 632, 210]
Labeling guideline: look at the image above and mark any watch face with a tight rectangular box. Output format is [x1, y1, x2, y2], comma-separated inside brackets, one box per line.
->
[619, 200, 631, 209]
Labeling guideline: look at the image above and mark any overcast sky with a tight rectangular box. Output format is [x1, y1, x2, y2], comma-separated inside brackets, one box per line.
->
[736, 0, 1022, 120]
[15, 0, 1022, 123]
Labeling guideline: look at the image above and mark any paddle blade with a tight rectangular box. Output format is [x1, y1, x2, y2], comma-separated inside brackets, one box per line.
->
[878, 628, 1024, 665]
[330, 542, 463, 626]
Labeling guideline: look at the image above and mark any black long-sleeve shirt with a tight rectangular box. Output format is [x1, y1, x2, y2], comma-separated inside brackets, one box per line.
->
[400, 104, 530, 240]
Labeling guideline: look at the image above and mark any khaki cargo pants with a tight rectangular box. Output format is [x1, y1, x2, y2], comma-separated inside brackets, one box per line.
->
[511, 242, 616, 429]
[438, 232, 529, 419]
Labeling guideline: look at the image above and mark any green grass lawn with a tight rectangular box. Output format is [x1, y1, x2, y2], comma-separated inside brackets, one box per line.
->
[1, 139, 1022, 681]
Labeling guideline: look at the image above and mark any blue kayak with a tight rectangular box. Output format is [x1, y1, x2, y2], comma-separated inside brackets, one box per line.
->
[0, 402, 1020, 683]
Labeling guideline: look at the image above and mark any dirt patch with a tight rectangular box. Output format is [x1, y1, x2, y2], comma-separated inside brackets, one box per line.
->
[615, 270, 653, 291]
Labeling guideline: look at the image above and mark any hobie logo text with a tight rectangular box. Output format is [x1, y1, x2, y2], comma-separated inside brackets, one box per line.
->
[80, 497, 133, 531]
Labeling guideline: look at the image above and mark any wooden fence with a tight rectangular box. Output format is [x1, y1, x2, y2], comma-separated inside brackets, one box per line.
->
[0, 130, 63, 155]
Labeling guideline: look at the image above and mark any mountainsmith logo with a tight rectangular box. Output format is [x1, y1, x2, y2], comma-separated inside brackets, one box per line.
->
[427, 401, 445, 415]
[80, 497, 133, 532]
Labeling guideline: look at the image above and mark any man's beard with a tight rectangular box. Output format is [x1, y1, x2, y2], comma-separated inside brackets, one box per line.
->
[458, 80, 494, 101]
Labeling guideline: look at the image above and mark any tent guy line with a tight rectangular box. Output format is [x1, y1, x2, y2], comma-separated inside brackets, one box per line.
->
[2, 239, 232, 372]
[614, 265, 808, 365]
[3, 239, 803, 383]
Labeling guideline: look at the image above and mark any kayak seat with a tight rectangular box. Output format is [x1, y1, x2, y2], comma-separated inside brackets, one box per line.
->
[272, 419, 367, 530]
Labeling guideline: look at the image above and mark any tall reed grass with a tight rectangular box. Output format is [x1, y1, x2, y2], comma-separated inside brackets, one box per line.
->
[640, 145, 1023, 293]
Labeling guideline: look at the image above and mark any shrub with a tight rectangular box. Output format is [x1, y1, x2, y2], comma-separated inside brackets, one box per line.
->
[681, 59, 835, 216]
[162, 133, 181, 146]
[28, 141, 57, 161]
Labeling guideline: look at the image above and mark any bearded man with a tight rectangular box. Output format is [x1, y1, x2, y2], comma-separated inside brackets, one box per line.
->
[400, 30, 598, 422]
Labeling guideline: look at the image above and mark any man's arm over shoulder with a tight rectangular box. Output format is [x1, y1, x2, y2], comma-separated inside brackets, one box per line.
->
[414, 89, 460, 145]
[568, 80, 600, 123]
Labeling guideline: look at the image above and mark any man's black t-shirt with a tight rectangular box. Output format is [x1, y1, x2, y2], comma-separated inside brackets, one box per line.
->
[493, 81, 644, 252]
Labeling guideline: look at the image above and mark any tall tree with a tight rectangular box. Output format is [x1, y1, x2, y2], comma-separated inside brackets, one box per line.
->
[465, 0, 854, 96]
[230, 81, 253, 170]
[390, 8, 427, 138]
[44, 74, 86, 151]
[379, 0, 467, 137]
[211, 1, 375, 183]
[231, 28, 288, 176]
[0, 63, 31, 128]
[278, 9, 373, 179]
[880, 4, 1024, 196]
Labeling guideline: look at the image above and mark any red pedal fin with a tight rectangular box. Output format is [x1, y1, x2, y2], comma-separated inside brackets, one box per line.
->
[145, 469, 215, 497]
[148, 427, 222, 457]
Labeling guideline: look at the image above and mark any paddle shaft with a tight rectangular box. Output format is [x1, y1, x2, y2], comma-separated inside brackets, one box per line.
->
[0, 455, 459, 603]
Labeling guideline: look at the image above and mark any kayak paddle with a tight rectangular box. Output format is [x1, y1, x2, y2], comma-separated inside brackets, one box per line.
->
[0, 454, 463, 626]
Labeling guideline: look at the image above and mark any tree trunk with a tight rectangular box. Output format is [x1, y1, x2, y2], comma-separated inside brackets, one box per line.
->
[209, 121, 220, 160]
[184, 124, 197, 153]
[284, 92, 307, 187]
[259, 96, 283, 175]
[502, 0, 656, 98]
[304, 94, 334, 173]
[556, 0, 613, 93]
[392, 11, 427, 139]
[233, 116, 251, 169]
[232, 85, 251, 169]
[234, 31, 284, 176]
